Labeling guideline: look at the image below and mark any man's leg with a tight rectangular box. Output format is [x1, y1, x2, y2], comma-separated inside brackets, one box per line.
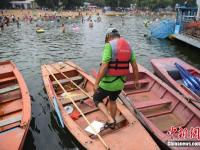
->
[97, 102, 115, 123]
[93, 87, 115, 123]
[108, 100, 117, 120]
[109, 90, 121, 121]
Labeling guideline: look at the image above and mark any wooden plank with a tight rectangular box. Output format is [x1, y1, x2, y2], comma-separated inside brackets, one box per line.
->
[0, 115, 21, 127]
[0, 90, 21, 104]
[0, 85, 19, 95]
[0, 99, 22, 117]
[61, 92, 93, 105]
[125, 79, 150, 86]
[174, 34, 200, 49]
[0, 122, 20, 132]
[0, 76, 16, 83]
[134, 99, 172, 109]
[52, 76, 83, 85]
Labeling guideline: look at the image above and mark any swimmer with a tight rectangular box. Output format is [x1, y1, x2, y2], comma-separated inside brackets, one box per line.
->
[0, 20, 4, 31]
[82, 16, 84, 23]
[16, 17, 20, 28]
[36, 24, 40, 30]
[89, 20, 93, 28]
[61, 23, 65, 33]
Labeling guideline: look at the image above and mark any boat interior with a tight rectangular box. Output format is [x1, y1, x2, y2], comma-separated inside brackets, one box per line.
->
[124, 71, 200, 136]
[0, 62, 23, 133]
[167, 68, 200, 84]
[49, 66, 130, 138]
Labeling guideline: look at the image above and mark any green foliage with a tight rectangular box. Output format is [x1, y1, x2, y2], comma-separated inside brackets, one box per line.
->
[0, 0, 11, 8]
[63, 0, 83, 8]
[105, 0, 134, 8]
[86, 0, 106, 7]
[35, 0, 58, 8]
[0, 0, 197, 9]
[136, 0, 197, 9]
[35, 0, 83, 9]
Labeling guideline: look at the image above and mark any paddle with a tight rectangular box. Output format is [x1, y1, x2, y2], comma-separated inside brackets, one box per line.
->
[44, 64, 109, 150]
[181, 84, 200, 101]
[119, 91, 155, 135]
[48, 78, 65, 128]
[181, 84, 200, 110]
[61, 61, 88, 75]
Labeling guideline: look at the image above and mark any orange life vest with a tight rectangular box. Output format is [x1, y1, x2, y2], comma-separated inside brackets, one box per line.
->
[106, 38, 132, 76]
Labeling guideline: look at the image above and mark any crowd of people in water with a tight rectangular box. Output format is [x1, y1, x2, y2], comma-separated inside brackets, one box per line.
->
[0, 8, 175, 33]
[0, 9, 103, 33]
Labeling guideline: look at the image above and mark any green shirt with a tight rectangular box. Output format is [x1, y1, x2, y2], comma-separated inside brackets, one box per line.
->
[99, 43, 136, 91]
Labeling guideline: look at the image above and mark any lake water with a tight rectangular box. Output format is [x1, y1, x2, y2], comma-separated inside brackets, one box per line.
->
[0, 15, 199, 150]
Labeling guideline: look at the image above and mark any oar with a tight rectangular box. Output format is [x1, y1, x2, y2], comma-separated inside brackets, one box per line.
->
[62, 61, 88, 75]
[53, 96, 65, 128]
[48, 79, 65, 128]
[50, 63, 93, 101]
[181, 84, 200, 101]
[119, 91, 155, 134]
[44, 65, 109, 150]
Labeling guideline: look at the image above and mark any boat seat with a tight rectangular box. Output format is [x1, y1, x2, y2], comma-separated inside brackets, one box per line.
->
[135, 99, 172, 109]
[52, 76, 83, 85]
[0, 85, 19, 95]
[0, 76, 16, 83]
[61, 92, 93, 105]
[0, 115, 22, 127]
[0, 99, 22, 117]
[125, 79, 149, 87]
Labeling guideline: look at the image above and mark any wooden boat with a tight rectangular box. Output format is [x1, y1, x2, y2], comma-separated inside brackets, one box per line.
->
[0, 60, 31, 150]
[119, 64, 200, 150]
[151, 57, 200, 109]
[41, 61, 159, 150]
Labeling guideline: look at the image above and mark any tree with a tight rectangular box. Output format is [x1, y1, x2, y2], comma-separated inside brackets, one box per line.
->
[0, 0, 11, 8]
[105, 0, 134, 8]
[86, 0, 106, 7]
[35, 0, 58, 8]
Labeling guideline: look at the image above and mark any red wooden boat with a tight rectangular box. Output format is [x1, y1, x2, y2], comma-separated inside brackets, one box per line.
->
[0, 60, 31, 150]
[92, 64, 200, 150]
[121, 64, 200, 150]
[41, 61, 159, 150]
[151, 57, 200, 109]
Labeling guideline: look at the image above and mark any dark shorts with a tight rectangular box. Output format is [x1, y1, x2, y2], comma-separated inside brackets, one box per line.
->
[93, 87, 121, 106]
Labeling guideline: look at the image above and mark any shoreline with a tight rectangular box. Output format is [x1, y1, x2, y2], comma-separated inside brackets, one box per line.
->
[0, 9, 102, 20]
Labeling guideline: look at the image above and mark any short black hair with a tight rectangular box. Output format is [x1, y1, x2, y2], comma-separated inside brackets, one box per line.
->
[110, 29, 120, 38]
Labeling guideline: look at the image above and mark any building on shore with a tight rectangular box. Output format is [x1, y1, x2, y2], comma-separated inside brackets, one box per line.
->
[10, 0, 37, 9]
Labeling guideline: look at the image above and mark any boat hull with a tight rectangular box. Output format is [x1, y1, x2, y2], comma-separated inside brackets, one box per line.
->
[151, 57, 200, 109]
[0, 60, 31, 150]
[120, 64, 200, 150]
[41, 61, 159, 150]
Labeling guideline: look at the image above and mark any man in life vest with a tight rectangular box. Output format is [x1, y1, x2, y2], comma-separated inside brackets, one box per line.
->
[93, 28, 139, 129]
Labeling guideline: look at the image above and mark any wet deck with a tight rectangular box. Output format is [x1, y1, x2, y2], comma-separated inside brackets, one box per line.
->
[173, 34, 200, 49]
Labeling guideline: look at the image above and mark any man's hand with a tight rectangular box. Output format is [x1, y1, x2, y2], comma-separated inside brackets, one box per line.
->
[93, 63, 108, 92]
[134, 80, 141, 89]
[131, 61, 140, 90]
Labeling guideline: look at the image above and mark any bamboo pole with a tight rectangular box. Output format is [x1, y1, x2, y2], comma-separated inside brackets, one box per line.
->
[44, 64, 109, 150]
[51, 63, 94, 100]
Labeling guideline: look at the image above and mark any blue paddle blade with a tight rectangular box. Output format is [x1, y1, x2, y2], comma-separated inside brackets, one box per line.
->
[175, 63, 200, 96]
[53, 96, 64, 128]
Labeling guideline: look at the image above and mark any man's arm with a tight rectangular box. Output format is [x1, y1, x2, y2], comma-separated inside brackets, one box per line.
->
[94, 63, 109, 91]
[131, 61, 140, 89]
